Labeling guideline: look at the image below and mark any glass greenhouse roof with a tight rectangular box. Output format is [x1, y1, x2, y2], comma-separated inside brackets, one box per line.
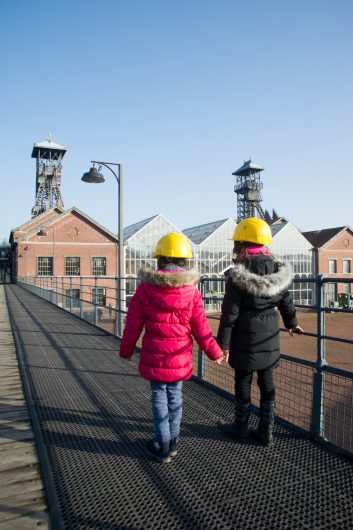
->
[270, 223, 287, 237]
[124, 215, 159, 241]
[183, 219, 230, 244]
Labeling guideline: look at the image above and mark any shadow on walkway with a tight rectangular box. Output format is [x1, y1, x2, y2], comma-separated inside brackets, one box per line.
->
[5, 284, 353, 530]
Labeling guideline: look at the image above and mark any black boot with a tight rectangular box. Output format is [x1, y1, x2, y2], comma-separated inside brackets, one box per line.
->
[251, 401, 275, 446]
[145, 440, 171, 463]
[169, 437, 178, 458]
[217, 400, 251, 440]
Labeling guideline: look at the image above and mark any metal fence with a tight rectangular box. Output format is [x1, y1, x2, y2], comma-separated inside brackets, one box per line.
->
[16, 274, 353, 456]
[17, 275, 128, 336]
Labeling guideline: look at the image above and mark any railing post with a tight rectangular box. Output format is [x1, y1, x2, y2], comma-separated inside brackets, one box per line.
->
[94, 276, 98, 326]
[54, 276, 57, 305]
[114, 277, 119, 337]
[197, 347, 205, 381]
[197, 277, 207, 381]
[80, 277, 84, 319]
[69, 277, 73, 312]
[311, 275, 327, 439]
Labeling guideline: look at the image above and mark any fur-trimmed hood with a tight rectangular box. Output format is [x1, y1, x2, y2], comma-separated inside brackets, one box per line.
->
[227, 261, 292, 297]
[138, 268, 200, 287]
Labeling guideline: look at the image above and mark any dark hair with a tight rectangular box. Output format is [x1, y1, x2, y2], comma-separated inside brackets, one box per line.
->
[232, 241, 273, 268]
[157, 256, 187, 270]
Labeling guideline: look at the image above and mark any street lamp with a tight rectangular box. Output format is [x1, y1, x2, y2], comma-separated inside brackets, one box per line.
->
[82, 160, 124, 336]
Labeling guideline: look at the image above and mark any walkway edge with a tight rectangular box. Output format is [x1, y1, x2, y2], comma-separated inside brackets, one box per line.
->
[5, 285, 65, 530]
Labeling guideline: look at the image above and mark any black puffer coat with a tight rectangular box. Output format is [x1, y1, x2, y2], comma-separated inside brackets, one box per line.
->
[217, 256, 298, 372]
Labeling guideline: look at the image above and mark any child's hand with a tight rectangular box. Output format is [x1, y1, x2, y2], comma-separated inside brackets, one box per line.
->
[214, 355, 224, 365]
[214, 350, 229, 365]
[289, 326, 304, 336]
[121, 356, 132, 361]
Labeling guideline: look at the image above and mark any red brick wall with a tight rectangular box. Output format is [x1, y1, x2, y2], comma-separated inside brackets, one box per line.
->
[13, 211, 119, 305]
[12, 209, 62, 244]
[316, 229, 353, 295]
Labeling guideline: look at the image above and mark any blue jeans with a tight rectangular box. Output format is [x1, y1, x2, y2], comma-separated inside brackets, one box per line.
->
[150, 381, 183, 443]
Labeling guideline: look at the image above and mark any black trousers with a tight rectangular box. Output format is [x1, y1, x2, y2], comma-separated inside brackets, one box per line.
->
[235, 368, 275, 403]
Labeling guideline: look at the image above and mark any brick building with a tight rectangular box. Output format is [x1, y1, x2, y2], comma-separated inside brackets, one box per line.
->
[10, 206, 119, 312]
[302, 226, 353, 304]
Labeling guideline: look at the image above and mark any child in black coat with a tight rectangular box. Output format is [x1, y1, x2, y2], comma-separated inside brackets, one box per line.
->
[217, 218, 303, 445]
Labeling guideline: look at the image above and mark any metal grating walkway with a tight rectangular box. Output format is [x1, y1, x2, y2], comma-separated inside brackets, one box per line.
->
[5, 284, 353, 530]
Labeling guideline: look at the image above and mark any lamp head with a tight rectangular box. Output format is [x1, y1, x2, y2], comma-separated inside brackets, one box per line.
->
[81, 166, 105, 183]
[37, 228, 47, 237]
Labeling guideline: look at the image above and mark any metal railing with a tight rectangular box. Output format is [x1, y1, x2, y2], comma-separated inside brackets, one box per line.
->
[17, 275, 128, 337]
[198, 275, 353, 456]
[16, 274, 353, 456]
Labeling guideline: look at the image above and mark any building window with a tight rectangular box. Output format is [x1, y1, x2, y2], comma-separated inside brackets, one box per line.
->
[343, 260, 351, 273]
[66, 257, 80, 276]
[92, 257, 106, 276]
[92, 288, 106, 305]
[64, 289, 80, 308]
[324, 283, 337, 306]
[328, 259, 337, 274]
[343, 283, 351, 294]
[37, 257, 53, 276]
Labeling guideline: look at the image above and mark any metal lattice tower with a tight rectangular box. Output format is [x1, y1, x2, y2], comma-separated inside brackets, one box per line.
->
[31, 137, 66, 217]
[232, 159, 265, 222]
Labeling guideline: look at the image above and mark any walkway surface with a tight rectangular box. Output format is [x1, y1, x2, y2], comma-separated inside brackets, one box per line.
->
[4, 284, 353, 530]
[0, 285, 49, 529]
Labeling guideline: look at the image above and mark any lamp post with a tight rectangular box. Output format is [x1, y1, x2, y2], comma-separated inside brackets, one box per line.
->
[81, 161, 124, 336]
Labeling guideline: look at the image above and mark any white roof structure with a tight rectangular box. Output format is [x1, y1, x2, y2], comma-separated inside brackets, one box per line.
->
[31, 137, 67, 158]
[33, 139, 66, 150]
[124, 214, 191, 275]
[271, 222, 312, 250]
[271, 222, 287, 238]
[124, 215, 160, 241]
[183, 219, 232, 245]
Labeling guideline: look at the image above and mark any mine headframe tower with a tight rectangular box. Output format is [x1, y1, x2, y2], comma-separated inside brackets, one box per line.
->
[232, 159, 265, 222]
[31, 137, 66, 217]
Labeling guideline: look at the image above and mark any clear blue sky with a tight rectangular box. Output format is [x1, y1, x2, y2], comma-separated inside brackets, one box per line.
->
[1, 0, 352, 242]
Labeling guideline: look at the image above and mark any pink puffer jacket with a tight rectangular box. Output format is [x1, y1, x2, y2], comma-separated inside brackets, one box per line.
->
[119, 268, 222, 382]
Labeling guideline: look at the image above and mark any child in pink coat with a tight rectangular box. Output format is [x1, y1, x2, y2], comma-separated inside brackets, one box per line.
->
[119, 233, 223, 463]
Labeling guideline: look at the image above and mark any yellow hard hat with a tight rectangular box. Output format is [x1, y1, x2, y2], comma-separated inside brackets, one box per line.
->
[232, 218, 272, 245]
[153, 232, 193, 258]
